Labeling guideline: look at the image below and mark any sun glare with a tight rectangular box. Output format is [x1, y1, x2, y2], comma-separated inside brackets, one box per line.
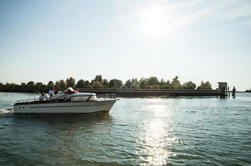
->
[137, 5, 175, 38]
[136, 101, 177, 166]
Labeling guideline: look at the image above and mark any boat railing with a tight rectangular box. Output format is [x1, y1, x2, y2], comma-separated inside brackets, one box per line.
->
[15, 93, 116, 104]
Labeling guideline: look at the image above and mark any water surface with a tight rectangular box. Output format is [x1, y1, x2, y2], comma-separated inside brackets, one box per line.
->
[0, 92, 250, 165]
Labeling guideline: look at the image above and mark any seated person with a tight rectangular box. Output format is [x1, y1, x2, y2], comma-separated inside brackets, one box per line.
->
[65, 87, 75, 94]
[48, 89, 55, 97]
[45, 93, 50, 100]
[39, 93, 46, 101]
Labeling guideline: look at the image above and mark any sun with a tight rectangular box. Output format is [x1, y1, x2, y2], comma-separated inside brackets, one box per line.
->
[137, 5, 172, 38]
[139, 7, 166, 37]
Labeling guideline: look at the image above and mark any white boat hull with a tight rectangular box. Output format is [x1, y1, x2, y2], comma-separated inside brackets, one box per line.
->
[13, 100, 116, 114]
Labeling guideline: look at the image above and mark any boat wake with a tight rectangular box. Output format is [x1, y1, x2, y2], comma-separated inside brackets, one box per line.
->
[0, 108, 13, 114]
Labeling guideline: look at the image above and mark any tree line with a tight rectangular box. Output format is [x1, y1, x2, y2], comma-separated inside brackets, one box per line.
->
[0, 75, 212, 93]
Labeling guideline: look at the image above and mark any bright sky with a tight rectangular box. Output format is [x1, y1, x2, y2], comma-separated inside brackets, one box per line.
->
[0, 0, 251, 90]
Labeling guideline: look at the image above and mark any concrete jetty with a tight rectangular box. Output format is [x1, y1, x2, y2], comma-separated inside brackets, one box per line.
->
[78, 89, 224, 97]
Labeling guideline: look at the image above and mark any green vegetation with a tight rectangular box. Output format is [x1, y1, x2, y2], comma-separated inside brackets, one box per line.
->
[66, 77, 76, 88]
[0, 75, 213, 92]
[183, 81, 197, 89]
[197, 81, 212, 90]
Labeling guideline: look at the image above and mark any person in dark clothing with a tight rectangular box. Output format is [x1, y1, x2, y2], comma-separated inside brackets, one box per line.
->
[232, 86, 236, 97]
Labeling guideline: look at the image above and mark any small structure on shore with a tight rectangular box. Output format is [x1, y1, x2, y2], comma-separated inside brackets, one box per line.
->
[218, 82, 228, 96]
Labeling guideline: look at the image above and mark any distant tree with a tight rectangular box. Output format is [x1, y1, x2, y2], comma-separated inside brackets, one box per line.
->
[145, 85, 152, 89]
[139, 78, 147, 89]
[3, 83, 18, 92]
[171, 76, 182, 89]
[125, 78, 139, 89]
[160, 81, 172, 89]
[4, 83, 10, 89]
[152, 84, 160, 89]
[47, 81, 54, 90]
[159, 79, 171, 89]
[159, 79, 166, 86]
[66, 77, 76, 88]
[19, 82, 27, 91]
[0, 82, 3, 90]
[94, 75, 103, 83]
[102, 79, 109, 88]
[108, 79, 123, 89]
[27, 81, 35, 92]
[27, 81, 34, 85]
[77, 79, 90, 89]
[21, 83, 26, 86]
[125, 80, 132, 89]
[183, 81, 196, 89]
[58, 80, 67, 90]
[36, 82, 48, 92]
[147, 77, 159, 86]
[197, 81, 212, 90]
[131, 78, 139, 89]
[83, 80, 90, 88]
[166, 80, 171, 88]
[0, 75, 216, 93]
[35, 82, 44, 91]
[77, 79, 85, 88]
[55, 81, 60, 90]
[92, 80, 104, 89]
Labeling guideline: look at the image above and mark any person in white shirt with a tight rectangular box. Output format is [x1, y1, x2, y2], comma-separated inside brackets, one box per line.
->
[48, 89, 55, 97]
[45, 93, 50, 100]
[39, 93, 46, 101]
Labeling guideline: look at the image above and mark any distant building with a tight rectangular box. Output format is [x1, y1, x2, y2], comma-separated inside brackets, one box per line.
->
[218, 82, 227, 91]
[218, 82, 227, 96]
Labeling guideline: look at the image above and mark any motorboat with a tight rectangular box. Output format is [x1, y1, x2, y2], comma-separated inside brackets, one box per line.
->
[13, 89, 117, 114]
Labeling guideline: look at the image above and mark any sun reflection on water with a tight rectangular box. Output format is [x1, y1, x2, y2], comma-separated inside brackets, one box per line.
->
[137, 101, 176, 166]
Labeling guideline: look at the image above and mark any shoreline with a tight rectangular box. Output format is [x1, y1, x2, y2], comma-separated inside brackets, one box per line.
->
[0, 89, 247, 97]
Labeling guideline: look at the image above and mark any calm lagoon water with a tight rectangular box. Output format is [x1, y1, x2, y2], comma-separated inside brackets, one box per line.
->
[0, 92, 250, 166]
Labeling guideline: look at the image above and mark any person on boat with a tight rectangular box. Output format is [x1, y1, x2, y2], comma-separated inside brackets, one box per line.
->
[232, 86, 236, 97]
[45, 93, 50, 100]
[39, 93, 46, 101]
[48, 89, 55, 97]
[65, 87, 79, 94]
[54, 89, 59, 95]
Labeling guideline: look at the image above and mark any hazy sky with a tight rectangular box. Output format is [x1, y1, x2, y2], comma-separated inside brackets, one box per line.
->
[1, 0, 251, 90]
